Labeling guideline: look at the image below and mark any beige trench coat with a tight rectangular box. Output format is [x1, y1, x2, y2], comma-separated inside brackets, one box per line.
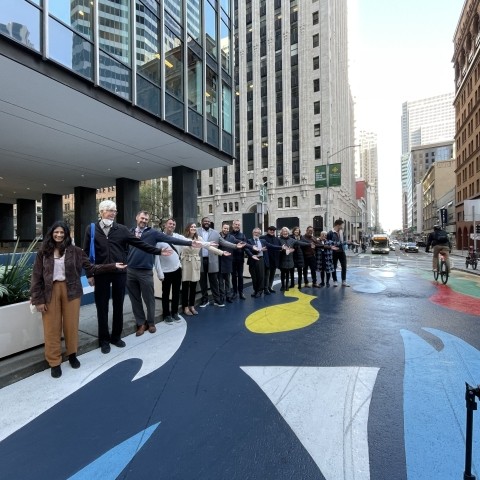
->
[180, 244, 224, 282]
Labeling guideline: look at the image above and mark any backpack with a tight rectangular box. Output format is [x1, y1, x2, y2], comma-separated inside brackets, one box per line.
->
[435, 230, 449, 244]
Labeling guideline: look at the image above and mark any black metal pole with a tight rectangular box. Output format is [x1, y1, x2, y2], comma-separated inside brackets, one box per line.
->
[464, 383, 478, 480]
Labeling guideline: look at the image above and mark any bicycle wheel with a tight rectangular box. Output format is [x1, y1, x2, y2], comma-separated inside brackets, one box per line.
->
[433, 267, 439, 281]
[474, 261, 478, 270]
[440, 259, 449, 285]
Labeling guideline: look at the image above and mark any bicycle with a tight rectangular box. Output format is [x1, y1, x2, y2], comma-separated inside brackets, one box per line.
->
[433, 248, 449, 284]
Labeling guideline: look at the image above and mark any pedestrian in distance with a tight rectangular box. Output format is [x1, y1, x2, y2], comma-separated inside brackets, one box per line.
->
[327, 218, 350, 287]
[84, 201, 180, 354]
[31, 221, 127, 378]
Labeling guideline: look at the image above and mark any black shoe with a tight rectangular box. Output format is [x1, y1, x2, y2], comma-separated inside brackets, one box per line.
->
[298, 285, 302, 290]
[280, 286, 285, 291]
[239, 293, 246, 300]
[268, 288, 276, 293]
[254, 292, 263, 298]
[51, 365, 62, 378]
[68, 353, 81, 369]
[251, 292, 257, 297]
[112, 339, 126, 348]
[264, 289, 270, 295]
[226, 297, 233, 303]
[231, 293, 237, 300]
[101, 343, 111, 354]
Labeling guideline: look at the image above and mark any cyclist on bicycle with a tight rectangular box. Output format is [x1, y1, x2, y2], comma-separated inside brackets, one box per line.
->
[425, 225, 452, 272]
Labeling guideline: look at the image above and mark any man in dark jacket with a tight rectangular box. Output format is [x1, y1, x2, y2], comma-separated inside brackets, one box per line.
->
[327, 218, 349, 287]
[83, 202, 198, 354]
[218, 223, 236, 304]
[230, 219, 248, 300]
[301, 226, 319, 287]
[425, 224, 452, 271]
[260, 226, 282, 293]
[126, 212, 195, 336]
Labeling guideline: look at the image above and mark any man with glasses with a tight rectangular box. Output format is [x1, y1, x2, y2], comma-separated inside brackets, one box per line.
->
[84, 202, 199, 354]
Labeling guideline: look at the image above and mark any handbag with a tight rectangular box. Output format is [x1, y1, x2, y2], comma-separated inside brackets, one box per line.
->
[89, 223, 96, 263]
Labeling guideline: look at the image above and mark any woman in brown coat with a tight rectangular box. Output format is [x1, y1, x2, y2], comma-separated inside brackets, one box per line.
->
[30, 221, 126, 378]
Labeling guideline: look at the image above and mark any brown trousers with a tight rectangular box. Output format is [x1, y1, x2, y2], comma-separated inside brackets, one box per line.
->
[42, 281, 80, 367]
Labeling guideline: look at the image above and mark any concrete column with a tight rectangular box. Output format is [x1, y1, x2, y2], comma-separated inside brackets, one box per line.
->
[172, 166, 197, 233]
[0, 204, 14, 240]
[116, 178, 139, 228]
[74, 186, 96, 249]
[16, 199, 36, 241]
[41, 193, 63, 236]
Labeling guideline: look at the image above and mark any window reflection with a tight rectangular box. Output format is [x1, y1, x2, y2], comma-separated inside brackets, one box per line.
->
[186, 0, 202, 44]
[48, 17, 93, 80]
[0, 0, 41, 51]
[98, 0, 130, 65]
[222, 83, 232, 133]
[220, 20, 230, 73]
[164, 27, 183, 100]
[206, 67, 218, 124]
[136, 0, 160, 85]
[165, 0, 182, 26]
[205, 1, 217, 59]
[49, 0, 93, 40]
[188, 50, 202, 113]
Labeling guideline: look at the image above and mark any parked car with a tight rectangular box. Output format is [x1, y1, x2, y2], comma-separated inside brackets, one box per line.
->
[399, 243, 406, 250]
[404, 242, 419, 253]
[389, 244, 396, 251]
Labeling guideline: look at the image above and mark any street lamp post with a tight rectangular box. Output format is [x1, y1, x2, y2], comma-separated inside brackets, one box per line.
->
[324, 144, 360, 232]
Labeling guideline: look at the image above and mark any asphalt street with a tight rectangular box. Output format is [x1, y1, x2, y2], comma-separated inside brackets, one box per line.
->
[1, 251, 480, 479]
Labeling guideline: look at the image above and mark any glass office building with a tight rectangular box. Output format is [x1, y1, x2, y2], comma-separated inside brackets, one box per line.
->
[0, 0, 234, 155]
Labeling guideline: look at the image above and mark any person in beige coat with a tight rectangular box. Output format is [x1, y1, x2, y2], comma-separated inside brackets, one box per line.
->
[180, 223, 228, 315]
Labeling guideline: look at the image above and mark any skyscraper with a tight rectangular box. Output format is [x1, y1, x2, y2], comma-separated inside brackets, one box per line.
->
[197, 0, 356, 236]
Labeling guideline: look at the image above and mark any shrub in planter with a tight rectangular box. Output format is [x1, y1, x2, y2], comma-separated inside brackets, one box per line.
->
[0, 239, 39, 307]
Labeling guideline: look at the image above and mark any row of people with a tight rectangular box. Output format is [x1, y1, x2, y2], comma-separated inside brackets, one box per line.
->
[30, 199, 350, 378]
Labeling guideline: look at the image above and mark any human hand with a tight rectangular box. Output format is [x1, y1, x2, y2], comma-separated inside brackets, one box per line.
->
[252, 255, 259, 261]
[162, 248, 173, 256]
[191, 240, 203, 248]
[223, 251, 231, 256]
[237, 242, 246, 248]
[115, 263, 127, 269]
[331, 246, 339, 251]
[252, 245, 259, 252]
[87, 277, 95, 286]
[36, 304, 47, 313]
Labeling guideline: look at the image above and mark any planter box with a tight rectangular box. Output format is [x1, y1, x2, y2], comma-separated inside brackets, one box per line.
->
[0, 301, 44, 359]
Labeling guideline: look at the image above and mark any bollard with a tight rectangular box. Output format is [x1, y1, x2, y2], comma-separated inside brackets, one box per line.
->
[464, 383, 480, 479]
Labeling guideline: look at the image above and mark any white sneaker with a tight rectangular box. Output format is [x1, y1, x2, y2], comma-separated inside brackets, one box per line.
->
[214, 302, 225, 307]
[199, 301, 209, 308]
[342, 281, 350, 287]
[333, 281, 338, 287]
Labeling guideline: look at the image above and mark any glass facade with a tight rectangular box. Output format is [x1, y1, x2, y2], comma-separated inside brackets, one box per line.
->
[0, 0, 234, 155]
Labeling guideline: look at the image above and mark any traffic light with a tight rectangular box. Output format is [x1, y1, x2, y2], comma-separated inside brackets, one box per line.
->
[476, 225, 480, 234]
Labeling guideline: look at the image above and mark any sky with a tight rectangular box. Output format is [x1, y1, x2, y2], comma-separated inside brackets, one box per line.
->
[348, 0, 465, 233]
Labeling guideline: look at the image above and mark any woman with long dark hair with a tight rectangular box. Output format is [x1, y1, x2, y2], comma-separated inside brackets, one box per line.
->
[31, 221, 126, 378]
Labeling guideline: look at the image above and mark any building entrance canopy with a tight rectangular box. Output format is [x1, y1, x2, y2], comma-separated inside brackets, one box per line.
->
[0, 55, 230, 204]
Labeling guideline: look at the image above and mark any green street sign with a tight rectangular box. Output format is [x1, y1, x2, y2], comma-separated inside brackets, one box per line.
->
[259, 185, 267, 202]
[315, 164, 341, 188]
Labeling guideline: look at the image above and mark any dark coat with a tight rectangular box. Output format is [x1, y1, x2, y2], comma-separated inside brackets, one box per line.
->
[246, 238, 283, 268]
[218, 233, 236, 274]
[260, 233, 282, 268]
[30, 245, 117, 305]
[290, 235, 312, 268]
[83, 221, 164, 277]
[230, 230, 247, 261]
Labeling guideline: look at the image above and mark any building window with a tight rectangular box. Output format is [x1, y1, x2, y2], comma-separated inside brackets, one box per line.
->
[248, 178, 254, 189]
[292, 196, 298, 207]
[314, 123, 320, 136]
[278, 197, 283, 208]
[285, 197, 290, 208]
[208, 204, 213, 214]
[229, 202, 233, 212]
[314, 101, 320, 114]
[313, 56, 319, 70]
[315, 146, 321, 159]
[235, 202, 239, 211]
[315, 194, 321, 205]
[209, 184, 213, 195]
[313, 79, 320, 92]
[313, 34, 319, 48]
[224, 203, 228, 212]
[312, 11, 319, 25]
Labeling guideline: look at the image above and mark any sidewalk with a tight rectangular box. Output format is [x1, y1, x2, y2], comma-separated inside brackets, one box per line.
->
[0, 295, 151, 388]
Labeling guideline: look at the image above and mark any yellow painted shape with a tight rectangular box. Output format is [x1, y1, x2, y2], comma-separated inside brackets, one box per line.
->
[245, 288, 319, 334]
